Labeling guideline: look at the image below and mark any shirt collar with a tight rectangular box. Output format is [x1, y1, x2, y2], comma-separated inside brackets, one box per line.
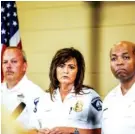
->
[125, 82, 135, 99]
[116, 82, 135, 100]
[53, 86, 75, 100]
[3, 75, 28, 93]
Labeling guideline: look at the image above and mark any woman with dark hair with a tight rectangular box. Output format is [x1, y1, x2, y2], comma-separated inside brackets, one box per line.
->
[30, 47, 102, 134]
[49, 47, 89, 100]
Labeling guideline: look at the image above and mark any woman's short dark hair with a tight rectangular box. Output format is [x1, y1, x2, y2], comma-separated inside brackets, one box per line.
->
[49, 47, 86, 97]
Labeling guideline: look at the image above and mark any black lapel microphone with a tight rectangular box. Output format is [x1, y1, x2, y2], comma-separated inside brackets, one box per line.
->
[11, 102, 26, 119]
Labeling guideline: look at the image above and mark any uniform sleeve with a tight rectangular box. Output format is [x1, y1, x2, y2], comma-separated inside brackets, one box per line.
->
[27, 112, 40, 129]
[27, 97, 43, 129]
[87, 90, 102, 129]
[23, 82, 46, 129]
[26, 97, 41, 129]
[28, 93, 50, 129]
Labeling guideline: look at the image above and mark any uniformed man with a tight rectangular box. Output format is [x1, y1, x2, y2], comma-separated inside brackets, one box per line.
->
[102, 41, 135, 134]
[1, 47, 45, 130]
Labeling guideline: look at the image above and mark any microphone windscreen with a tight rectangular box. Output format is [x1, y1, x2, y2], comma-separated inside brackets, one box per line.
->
[11, 102, 26, 119]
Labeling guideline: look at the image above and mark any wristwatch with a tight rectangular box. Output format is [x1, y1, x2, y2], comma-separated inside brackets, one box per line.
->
[74, 128, 79, 134]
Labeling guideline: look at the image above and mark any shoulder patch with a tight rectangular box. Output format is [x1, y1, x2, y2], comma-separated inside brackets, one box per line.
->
[33, 97, 39, 113]
[91, 97, 102, 111]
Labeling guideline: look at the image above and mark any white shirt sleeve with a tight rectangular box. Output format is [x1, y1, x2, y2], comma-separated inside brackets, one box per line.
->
[87, 90, 102, 129]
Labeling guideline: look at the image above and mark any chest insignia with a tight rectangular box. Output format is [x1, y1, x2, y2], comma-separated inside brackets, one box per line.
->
[73, 100, 83, 112]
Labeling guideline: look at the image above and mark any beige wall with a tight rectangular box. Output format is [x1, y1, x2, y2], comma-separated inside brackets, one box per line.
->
[16, 1, 135, 99]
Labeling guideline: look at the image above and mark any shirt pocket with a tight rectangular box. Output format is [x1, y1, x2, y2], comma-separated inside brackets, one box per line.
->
[123, 103, 135, 128]
[102, 108, 109, 120]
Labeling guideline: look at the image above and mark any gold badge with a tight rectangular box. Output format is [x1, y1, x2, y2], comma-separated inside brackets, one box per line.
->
[73, 100, 83, 112]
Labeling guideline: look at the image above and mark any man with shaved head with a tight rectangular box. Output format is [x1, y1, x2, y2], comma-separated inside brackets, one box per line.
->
[102, 41, 135, 134]
[1, 47, 45, 130]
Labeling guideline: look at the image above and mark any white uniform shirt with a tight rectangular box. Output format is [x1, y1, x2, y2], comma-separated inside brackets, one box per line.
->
[1, 75, 45, 129]
[30, 87, 102, 129]
[102, 83, 135, 134]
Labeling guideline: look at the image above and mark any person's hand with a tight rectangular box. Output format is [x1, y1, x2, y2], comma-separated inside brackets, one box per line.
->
[49, 127, 70, 134]
[38, 128, 50, 134]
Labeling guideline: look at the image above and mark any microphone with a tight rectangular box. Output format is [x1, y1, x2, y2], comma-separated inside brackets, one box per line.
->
[11, 102, 26, 119]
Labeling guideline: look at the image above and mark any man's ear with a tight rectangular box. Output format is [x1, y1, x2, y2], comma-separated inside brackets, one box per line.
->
[23, 62, 27, 72]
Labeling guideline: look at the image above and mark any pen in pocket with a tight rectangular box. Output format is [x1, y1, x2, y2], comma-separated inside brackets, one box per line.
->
[69, 107, 72, 114]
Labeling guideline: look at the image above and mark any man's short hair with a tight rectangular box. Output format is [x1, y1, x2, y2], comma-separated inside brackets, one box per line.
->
[4, 46, 27, 62]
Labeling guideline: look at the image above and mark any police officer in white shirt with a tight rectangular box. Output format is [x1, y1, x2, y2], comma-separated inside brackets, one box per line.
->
[1, 47, 45, 130]
[29, 47, 102, 134]
[102, 41, 135, 134]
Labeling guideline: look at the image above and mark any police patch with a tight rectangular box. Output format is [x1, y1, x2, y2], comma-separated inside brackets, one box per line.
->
[91, 97, 102, 111]
[33, 97, 39, 113]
